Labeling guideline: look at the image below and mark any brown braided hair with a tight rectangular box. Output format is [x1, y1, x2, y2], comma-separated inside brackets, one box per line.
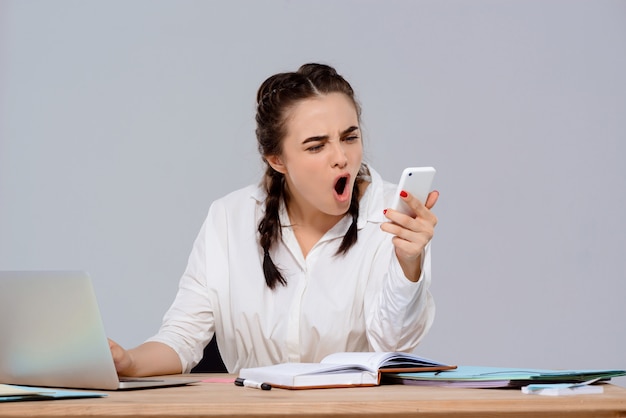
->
[256, 63, 365, 289]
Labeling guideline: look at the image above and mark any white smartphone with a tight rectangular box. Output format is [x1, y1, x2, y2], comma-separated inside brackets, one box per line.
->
[390, 167, 437, 216]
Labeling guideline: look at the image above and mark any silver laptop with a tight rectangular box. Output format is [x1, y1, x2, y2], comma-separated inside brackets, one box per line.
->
[0, 270, 198, 390]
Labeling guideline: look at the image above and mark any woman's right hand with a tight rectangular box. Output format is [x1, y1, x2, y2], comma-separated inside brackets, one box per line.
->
[108, 338, 134, 376]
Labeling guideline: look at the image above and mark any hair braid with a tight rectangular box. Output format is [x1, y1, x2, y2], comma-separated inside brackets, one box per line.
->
[257, 169, 287, 289]
[335, 177, 361, 255]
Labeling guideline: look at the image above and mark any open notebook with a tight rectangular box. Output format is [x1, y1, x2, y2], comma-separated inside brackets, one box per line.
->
[0, 271, 197, 390]
[239, 351, 455, 389]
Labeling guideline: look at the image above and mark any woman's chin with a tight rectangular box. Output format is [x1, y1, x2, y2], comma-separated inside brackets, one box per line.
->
[329, 196, 352, 215]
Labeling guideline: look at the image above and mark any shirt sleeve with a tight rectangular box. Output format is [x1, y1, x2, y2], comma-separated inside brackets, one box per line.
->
[365, 241, 435, 352]
[145, 202, 227, 372]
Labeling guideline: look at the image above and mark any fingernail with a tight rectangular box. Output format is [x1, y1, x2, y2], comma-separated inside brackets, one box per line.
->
[383, 209, 387, 215]
[400, 190, 408, 198]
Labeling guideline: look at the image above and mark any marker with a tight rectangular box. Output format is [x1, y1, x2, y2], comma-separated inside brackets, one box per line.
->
[234, 377, 271, 390]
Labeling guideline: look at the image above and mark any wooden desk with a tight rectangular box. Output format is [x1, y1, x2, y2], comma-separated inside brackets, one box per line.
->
[2, 374, 626, 418]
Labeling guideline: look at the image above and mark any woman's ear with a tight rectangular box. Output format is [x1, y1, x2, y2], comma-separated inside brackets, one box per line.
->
[265, 155, 287, 174]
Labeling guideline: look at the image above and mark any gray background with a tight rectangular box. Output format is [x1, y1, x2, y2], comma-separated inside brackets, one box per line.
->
[1, 0, 624, 386]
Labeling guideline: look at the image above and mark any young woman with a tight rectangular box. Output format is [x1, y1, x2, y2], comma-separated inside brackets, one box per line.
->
[109, 63, 439, 376]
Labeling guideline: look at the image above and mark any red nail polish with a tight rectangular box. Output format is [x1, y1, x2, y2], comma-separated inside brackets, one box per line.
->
[400, 190, 408, 198]
[383, 209, 387, 215]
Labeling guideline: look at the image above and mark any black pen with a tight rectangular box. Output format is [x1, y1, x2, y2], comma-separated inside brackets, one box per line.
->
[235, 377, 271, 390]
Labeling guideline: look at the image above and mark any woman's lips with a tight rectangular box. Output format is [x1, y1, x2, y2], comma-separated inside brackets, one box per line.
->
[333, 174, 351, 202]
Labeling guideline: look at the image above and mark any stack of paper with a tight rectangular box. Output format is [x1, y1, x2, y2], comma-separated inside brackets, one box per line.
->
[387, 366, 626, 389]
[0, 384, 106, 402]
[521, 380, 604, 396]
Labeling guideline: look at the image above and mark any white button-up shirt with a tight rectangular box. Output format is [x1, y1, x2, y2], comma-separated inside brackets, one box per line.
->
[147, 166, 435, 373]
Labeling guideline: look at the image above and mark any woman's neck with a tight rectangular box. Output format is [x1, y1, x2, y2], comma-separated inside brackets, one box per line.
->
[284, 180, 370, 258]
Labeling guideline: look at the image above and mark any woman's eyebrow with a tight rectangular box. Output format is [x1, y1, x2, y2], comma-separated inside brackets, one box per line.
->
[342, 126, 359, 135]
[302, 135, 328, 145]
[302, 126, 360, 144]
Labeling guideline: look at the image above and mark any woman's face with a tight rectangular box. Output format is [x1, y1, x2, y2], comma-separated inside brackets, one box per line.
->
[267, 92, 363, 220]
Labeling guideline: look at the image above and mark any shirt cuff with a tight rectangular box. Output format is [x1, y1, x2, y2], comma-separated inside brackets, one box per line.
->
[389, 242, 430, 291]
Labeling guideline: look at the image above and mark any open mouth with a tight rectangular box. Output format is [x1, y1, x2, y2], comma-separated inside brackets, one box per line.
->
[334, 176, 349, 196]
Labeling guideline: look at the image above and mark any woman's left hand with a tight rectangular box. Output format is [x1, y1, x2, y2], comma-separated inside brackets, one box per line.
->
[380, 190, 439, 282]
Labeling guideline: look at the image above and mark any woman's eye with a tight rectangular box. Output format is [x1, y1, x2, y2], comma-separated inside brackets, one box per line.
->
[344, 135, 359, 143]
[307, 144, 324, 152]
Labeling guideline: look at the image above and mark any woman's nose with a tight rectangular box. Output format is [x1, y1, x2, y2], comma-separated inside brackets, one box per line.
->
[331, 142, 348, 168]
